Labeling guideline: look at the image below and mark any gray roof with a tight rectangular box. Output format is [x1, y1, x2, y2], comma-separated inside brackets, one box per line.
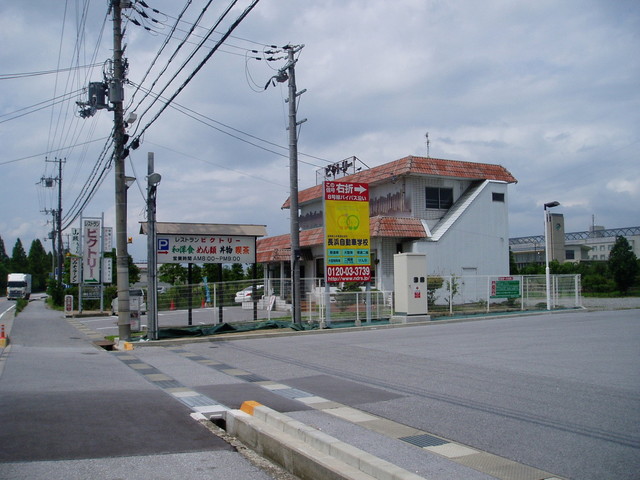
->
[140, 222, 267, 237]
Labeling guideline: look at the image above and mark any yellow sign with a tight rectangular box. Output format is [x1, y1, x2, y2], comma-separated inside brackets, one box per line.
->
[324, 181, 371, 282]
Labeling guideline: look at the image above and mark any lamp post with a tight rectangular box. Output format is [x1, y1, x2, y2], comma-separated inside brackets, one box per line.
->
[544, 201, 560, 310]
[146, 154, 161, 340]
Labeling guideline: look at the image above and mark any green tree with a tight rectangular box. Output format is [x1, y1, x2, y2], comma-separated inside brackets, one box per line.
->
[509, 248, 519, 275]
[202, 263, 222, 282]
[0, 236, 9, 264]
[608, 236, 639, 294]
[128, 255, 141, 284]
[28, 239, 50, 291]
[445, 274, 460, 308]
[426, 276, 444, 307]
[227, 263, 245, 282]
[158, 263, 188, 284]
[0, 236, 9, 292]
[11, 238, 29, 272]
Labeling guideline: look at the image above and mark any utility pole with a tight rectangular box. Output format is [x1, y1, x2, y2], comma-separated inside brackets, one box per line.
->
[111, 0, 131, 340]
[147, 152, 161, 341]
[284, 44, 306, 326]
[42, 157, 65, 286]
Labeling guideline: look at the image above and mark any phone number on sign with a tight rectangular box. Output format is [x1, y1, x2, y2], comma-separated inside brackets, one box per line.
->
[327, 265, 371, 282]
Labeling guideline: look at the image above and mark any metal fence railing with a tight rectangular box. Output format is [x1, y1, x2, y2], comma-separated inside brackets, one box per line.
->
[426, 274, 582, 317]
[131, 274, 581, 330]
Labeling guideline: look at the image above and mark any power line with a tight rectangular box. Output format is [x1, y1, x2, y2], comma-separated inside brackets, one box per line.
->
[0, 136, 110, 166]
[129, 0, 262, 146]
[128, 80, 334, 169]
[0, 88, 85, 124]
[0, 62, 103, 80]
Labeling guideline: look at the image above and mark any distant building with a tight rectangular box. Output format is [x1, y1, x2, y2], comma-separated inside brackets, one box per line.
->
[257, 155, 517, 292]
[510, 217, 640, 269]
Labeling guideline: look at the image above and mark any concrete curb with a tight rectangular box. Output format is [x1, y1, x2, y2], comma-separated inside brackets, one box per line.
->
[224, 401, 426, 480]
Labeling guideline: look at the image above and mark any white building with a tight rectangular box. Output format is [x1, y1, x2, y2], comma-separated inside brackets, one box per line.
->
[257, 155, 517, 292]
[510, 219, 640, 268]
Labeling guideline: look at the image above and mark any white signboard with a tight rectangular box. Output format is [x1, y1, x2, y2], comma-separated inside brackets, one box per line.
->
[82, 218, 101, 283]
[103, 227, 113, 252]
[70, 257, 80, 284]
[70, 228, 81, 255]
[156, 234, 257, 264]
[102, 257, 112, 284]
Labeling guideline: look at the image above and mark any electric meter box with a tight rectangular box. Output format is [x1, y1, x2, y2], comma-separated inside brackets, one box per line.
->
[391, 253, 430, 322]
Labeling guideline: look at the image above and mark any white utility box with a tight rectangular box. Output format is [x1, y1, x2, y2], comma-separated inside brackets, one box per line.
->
[391, 253, 430, 323]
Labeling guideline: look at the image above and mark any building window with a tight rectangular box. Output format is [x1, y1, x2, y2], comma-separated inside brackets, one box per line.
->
[425, 187, 453, 209]
[492, 192, 505, 202]
[565, 250, 575, 260]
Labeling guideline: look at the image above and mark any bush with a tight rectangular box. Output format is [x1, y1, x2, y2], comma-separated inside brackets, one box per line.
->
[47, 279, 65, 307]
[15, 298, 28, 314]
[582, 274, 615, 293]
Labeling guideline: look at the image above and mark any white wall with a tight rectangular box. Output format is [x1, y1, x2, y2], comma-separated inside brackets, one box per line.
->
[413, 182, 510, 276]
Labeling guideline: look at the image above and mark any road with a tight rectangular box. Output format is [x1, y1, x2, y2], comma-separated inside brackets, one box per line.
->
[1, 299, 638, 479]
[77, 304, 289, 338]
[146, 308, 639, 479]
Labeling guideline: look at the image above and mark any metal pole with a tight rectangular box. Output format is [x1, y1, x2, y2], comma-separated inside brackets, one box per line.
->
[147, 152, 158, 340]
[545, 206, 551, 310]
[57, 158, 64, 288]
[188, 263, 193, 326]
[286, 45, 304, 326]
[112, 0, 131, 340]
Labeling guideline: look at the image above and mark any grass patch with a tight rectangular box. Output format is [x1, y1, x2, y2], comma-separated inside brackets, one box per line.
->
[14, 298, 29, 315]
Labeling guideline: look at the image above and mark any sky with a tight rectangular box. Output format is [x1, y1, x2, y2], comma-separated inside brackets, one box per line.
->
[1, 0, 639, 262]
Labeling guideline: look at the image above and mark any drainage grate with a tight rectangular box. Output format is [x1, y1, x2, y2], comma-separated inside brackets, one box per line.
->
[153, 380, 184, 389]
[180, 394, 220, 408]
[400, 433, 448, 448]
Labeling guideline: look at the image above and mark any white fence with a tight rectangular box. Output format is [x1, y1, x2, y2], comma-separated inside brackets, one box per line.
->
[145, 274, 581, 328]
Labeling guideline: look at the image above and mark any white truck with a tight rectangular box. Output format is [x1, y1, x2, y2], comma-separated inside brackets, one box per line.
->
[7, 273, 32, 300]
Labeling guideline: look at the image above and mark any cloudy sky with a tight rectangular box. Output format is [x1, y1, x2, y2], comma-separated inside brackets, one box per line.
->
[1, 0, 638, 261]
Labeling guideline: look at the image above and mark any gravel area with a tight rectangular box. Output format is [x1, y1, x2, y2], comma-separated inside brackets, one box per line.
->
[581, 296, 640, 310]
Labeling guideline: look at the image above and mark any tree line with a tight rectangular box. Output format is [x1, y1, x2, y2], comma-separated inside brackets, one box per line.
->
[0, 236, 51, 293]
[510, 236, 640, 295]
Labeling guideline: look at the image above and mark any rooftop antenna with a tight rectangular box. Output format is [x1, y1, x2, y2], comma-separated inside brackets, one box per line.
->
[425, 132, 430, 158]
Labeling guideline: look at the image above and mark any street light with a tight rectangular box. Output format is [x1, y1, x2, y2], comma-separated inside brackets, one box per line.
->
[544, 201, 560, 310]
[147, 154, 161, 340]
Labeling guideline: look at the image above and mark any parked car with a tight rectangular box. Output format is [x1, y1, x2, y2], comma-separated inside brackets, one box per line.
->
[111, 288, 146, 315]
[234, 285, 264, 303]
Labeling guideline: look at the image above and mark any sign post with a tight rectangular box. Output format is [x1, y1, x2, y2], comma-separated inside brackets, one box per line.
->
[323, 181, 371, 326]
[323, 181, 371, 283]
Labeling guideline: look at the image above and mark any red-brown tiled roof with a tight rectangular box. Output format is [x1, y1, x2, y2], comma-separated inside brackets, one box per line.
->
[283, 155, 517, 208]
[256, 216, 427, 262]
[370, 216, 427, 238]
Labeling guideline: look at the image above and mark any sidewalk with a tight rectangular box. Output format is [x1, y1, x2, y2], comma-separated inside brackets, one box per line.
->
[0, 299, 292, 480]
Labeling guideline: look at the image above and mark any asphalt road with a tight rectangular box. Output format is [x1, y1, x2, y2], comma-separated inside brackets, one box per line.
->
[1, 299, 638, 479]
[172, 308, 640, 480]
[77, 304, 289, 338]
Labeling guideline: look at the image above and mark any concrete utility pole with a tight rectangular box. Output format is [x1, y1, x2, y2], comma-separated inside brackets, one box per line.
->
[112, 0, 131, 340]
[284, 44, 306, 326]
[43, 157, 65, 286]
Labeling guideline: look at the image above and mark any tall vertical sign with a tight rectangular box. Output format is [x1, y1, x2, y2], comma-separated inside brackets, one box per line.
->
[324, 181, 371, 282]
[82, 218, 101, 283]
[70, 228, 81, 255]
